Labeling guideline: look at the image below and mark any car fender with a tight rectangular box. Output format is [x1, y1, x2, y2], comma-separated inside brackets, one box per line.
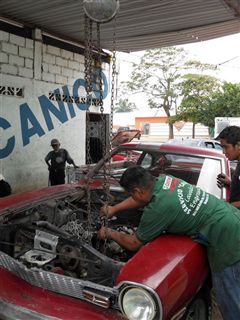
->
[116, 234, 209, 319]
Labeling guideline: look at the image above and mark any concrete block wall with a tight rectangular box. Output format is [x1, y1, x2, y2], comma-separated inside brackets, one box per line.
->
[0, 32, 34, 78]
[0, 31, 87, 86]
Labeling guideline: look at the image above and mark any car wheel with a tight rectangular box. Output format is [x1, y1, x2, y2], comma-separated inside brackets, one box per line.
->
[183, 293, 211, 320]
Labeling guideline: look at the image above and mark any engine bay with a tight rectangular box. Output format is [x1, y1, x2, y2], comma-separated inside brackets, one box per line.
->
[0, 187, 142, 287]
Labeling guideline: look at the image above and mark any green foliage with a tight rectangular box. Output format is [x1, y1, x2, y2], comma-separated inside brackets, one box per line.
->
[177, 74, 221, 126]
[205, 82, 240, 127]
[114, 98, 137, 113]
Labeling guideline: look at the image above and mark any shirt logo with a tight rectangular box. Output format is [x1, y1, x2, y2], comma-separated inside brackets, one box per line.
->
[163, 176, 172, 190]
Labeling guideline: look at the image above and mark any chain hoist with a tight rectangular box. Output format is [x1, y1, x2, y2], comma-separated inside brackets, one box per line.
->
[83, 1, 119, 248]
[84, 14, 94, 230]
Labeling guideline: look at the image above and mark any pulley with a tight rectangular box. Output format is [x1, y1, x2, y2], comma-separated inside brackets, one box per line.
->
[83, 0, 120, 23]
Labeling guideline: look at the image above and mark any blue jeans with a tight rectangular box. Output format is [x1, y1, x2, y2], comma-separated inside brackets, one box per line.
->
[212, 260, 240, 320]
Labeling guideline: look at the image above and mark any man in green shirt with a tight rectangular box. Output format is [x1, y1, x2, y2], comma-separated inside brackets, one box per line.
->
[98, 165, 240, 320]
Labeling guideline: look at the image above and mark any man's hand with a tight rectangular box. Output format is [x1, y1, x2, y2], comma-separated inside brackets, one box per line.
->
[217, 173, 231, 188]
[100, 204, 115, 219]
[97, 227, 111, 240]
[97, 226, 142, 251]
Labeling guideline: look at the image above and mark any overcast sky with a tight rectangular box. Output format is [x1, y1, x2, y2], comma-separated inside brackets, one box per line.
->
[116, 32, 240, 109]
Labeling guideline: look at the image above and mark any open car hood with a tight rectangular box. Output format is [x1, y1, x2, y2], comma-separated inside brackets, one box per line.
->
[111, 130, 141, 148]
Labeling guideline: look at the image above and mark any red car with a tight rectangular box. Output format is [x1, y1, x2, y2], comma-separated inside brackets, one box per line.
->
[0, 143, 230, 320]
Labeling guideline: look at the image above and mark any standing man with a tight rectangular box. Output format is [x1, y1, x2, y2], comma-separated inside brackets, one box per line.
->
[216, 125, 240, 208]
[98, 166, 240, 320]
[45, 139, 79, 186]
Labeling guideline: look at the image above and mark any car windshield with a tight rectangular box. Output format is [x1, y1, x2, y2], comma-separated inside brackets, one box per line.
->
[85, 145, 224, 200]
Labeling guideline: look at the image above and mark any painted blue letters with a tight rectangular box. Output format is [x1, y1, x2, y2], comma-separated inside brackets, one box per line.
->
[0, 117, 15, 159]
[39, 90, 68, 131]
[20, 103, 45, 146]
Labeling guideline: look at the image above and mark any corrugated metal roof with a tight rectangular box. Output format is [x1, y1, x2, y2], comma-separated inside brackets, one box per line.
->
[0, 0, 240, 51]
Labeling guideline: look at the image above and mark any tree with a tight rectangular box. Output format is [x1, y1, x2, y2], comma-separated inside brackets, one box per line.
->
[121, 47, 214, 139]
[205, 82, 240, 128]
[114, 98, 137, 113]
[176, 74, 221, 137]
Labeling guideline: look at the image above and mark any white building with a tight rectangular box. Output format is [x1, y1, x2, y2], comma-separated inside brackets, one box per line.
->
[0, 25, 111, 192]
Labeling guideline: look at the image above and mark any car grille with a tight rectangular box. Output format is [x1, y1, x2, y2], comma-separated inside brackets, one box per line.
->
[0, 251, 119, 309]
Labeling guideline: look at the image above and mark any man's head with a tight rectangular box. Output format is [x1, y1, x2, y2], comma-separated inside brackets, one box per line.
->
[120, 166, 155, 204]
[50, 139, 60, 151]
[216, 126, 240, 160]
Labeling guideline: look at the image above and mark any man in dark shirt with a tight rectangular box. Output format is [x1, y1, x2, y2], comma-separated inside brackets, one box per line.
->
[216, 126, 240, 208]
[45, 139, 78, 186]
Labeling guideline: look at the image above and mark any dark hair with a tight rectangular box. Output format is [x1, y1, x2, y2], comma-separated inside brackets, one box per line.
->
[216, 126, 240, 146]
[120, 166, 155, 192]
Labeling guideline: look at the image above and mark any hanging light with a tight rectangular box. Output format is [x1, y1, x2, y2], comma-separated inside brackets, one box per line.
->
[83, 0, 120, 23]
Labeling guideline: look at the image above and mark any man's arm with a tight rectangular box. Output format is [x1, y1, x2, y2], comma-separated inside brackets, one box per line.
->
[65, 149, 79, 168]
[229, 200, 240, 209]
[97, 227, 142, 251]
[45, 153, 51, 169]
[100, 197, 144, 218]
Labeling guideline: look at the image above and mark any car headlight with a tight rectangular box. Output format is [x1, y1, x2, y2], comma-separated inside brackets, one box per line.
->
[118, 285, 161, 320]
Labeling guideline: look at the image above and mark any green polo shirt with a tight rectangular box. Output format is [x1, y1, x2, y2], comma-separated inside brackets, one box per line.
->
[136, 175, 240, 272]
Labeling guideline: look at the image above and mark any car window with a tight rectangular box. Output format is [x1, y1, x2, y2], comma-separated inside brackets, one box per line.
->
[214, 143, 223, 151]
[139, 153, 153, 168]
[197, 158, 222, 198]
[204, 142, 215, 149]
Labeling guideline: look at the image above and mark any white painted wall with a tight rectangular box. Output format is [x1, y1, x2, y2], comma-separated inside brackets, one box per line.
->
[0, 29, 110, 192]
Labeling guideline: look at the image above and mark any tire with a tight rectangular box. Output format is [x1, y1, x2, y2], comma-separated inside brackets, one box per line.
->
[182, 291, 211, 320]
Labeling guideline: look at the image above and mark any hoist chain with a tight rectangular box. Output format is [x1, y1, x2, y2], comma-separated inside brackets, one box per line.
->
[84, 13, 118, 251]
[96, 22, 109, 252]
[84, 14, 93, 229]
[110, 16, 117, 147]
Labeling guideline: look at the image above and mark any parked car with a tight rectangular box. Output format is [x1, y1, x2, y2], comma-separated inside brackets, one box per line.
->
[166, 138, 223, 151]
[0, 142, 230, 320]
[117, 126, 141, 140]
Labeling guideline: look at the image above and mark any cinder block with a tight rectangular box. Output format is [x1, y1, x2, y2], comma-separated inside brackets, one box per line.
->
[42, 63, 49, 72]
[56, 74, 68, 85]
[19, 47, 34, 59]
[42, 72, 55, 83]
[25, 58, 33, 69]
[56, 57, 68, 67]
[0, 52, 8, 63]
[19, 67, 34, 78]
[49, 64, 61, 75]
[47, 45, 60, 56]
[43, 54, 56, 64]
[9, 54, 24, 67]
[73, 70, 84, 79]
[2, 42, 18, 55]
[10, 34, 25, 47]
[62, 67, 73, 78]
[74, 53, 84, 63]
[61, 49, 73, 60]
[26, 39, 34, 49]
[79, 63, 85, 72]
[1, 64, 18, 75]
[68, 60, 80, 70]
[0, 31, 9, 42]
